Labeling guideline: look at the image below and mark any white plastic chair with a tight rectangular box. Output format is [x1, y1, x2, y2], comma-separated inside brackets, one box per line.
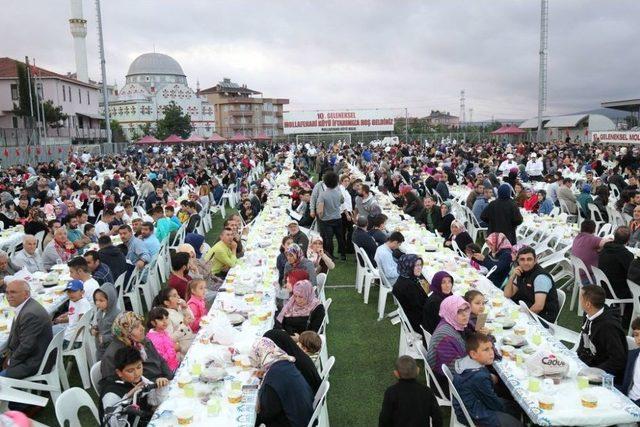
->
[587, 203, 605, 232]
[34, 230, 45, 251]
[597, 222, 613, 237]
[307, 381, 330, 427]
[416, 343, 450, 407]
[21, 330, 68, 403]
[627, 335, 638, 350]
[358, 246, 380, 304]
[441, 364, 477, 427]
[450, 239, 466, 258]
[592, 265, 633, 314]
[353, 243, 365, 293]
[377, 270, 394, 321]
[420, 325, 432, 349]
[554, 289, 566, 324]
[55, 387, 100, 427]
[317, 298, 332, 336]
[570, 255, 592, 315]
[62, 307, 94, 389]
[319, 356, 335, 382]
[316, 272, 327, 304]
[627, 279, 640, 335]
[393, 297, 423, 359]
[90, 361, 102, 395]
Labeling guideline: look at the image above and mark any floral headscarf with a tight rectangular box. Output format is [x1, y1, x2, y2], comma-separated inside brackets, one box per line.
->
[485, 232, 512, 255]
[112, 311, 147, 359]
[429, 271, 453, 298]
[450, 219, 466, 233]
[285, 243, 304, 266]
[439, 295, 470, 332]
[307, 236, 323, 265]
[397, 254, 422, 279]
[276, 280, 321, 323]
[249, 337, 295, 373]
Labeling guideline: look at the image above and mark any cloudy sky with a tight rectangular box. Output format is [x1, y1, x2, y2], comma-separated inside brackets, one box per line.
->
[2, 0, 637, 120]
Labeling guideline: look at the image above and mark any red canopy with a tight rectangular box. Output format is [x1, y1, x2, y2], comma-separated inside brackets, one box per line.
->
[136, 135, 161, 144]
[208, 133, 227, 142]
[491, 125, 526, 135]
[185, 134, 205, 143]
[229, 132, 248, 142]
[162, 134, 184, 144]
[254, 132, 271, 141]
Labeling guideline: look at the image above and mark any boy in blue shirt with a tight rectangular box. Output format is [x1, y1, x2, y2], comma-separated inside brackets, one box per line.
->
[452, 333, 523, 427]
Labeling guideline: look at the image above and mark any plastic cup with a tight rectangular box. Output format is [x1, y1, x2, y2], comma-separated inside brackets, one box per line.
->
[250, 315, 260, 326]
[577, 375, 589, 390]
[532, 333, 542, 346]
[207, 397, 221, 416]
[191, 362, 202, 376]
[510, 309, 520, 320]
[528, 377, 541, 392]
[515, 354, 524, 367]
[231, 380, 242, 391]
[183, 383, 195, 398]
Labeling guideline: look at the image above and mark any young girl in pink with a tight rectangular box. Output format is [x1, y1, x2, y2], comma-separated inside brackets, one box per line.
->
[146, 306, 181, 371]
[187, 279, 207, 333]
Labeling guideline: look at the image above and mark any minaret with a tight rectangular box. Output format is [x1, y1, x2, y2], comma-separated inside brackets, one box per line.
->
[69, 0, 89, 82]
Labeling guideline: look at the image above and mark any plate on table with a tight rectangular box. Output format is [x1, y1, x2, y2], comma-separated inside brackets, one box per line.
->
[228, 313, 245, 326]
[497, 319, 516, 329]
[501, 334, 527, 348]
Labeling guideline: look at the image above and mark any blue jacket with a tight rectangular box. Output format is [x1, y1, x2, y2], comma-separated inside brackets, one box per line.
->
[537, 199, 554, 215]
[479, 249, 512, 289]
[453, 356, 504, 427]
[472, 197, 489, 227]
[621, 348, 640, 395]
[260, 360, 313, 427]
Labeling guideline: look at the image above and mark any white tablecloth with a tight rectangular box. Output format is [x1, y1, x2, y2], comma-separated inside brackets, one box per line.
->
[349, 163, 640, 426]
[150, 155, 294, 426]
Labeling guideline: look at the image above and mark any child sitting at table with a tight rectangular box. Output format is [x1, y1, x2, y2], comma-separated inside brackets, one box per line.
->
[99, 347, 168, 426]
[146, 307, 181, 372]
[621, 317, 640, 405]
[187, 278, 207, 333]
[378, 355, 443, 427]
[298, 331, 322, 356]
[53, 279, 91, 348]
[91, 283, 121, 359]
[452, 333, 523, 427]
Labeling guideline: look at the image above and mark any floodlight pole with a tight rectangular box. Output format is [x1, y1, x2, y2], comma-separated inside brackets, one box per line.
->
[536, 0, 549, 143]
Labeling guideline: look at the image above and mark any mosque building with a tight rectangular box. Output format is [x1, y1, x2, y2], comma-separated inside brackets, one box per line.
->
[107, 52, 215, 140]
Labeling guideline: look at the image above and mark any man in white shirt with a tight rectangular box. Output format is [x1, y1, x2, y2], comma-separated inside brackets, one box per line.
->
[95, 209, 114, 237]
[67, 256, 99, 304]
[525, 153, 544, 181]
[374, 232, 405, 286]
[11, 235, 44, 273]
[498, 154, 518, 177]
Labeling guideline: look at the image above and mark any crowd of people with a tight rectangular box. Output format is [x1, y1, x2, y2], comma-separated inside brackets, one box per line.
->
[292, 139, 640, 426]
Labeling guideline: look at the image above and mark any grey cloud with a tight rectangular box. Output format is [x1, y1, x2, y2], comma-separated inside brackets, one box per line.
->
[1, 0, 638, 121]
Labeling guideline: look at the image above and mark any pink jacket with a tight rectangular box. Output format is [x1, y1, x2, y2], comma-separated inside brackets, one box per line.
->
[146, 329, 179, 371]
[187, 296, 206, 333]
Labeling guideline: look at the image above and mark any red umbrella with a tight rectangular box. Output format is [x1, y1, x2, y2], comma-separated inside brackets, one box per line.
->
[162, 134, 184, 144]
[491, 125, 526, 135]
[229, 132, 248, 142]
[208, 133, 227, 143]
[136, 135, 162, 144]
[185, 134, 206, 143]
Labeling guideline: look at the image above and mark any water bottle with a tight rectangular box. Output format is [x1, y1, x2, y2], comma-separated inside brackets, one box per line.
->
[601, 373, 614, 390]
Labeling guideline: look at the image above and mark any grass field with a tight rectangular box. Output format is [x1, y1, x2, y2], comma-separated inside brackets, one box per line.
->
[30, 209, 584, 426]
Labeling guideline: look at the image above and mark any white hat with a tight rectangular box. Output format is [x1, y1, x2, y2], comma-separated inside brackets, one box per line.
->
[114, 206, 125, 213]
[530, 153, 537, 158]
[507, 154, 514, 159]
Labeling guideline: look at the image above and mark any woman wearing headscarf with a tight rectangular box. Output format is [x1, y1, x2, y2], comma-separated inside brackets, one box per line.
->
[472, 232, 514, 289]
[444, 219, 474, 252]
[283, 243, 317, 287]
[576, 184, 594, 218]
[480, 183, 523, 244]
[392, 254, 428, 332]
[426, 295, 470, 390]
[275, 280, 325, 335]
[251, 337, 314, 427]
[436, 202, 455, 240]
[522, 187, 539, 212]
[421, 271, 454, 334]
[263, 329, 322, 393]
[100, 312, 174, 388]
[177, 241, 222, 294]
[307, 236, 335, 275]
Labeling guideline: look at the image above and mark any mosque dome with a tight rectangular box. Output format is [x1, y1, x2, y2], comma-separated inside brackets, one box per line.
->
[126, 53, 185, 77]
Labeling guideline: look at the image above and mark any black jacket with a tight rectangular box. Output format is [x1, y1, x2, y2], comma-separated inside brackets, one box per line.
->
[98, 244, 129, 281]
[422, 293, 446, 334]
[276, 304, 325, 336]
[577, 306, 628, 384]
[392, 276, 428, 332]
[378, 379, 443, 427]
[353, 227, 378, 266]
[598, 242, 634, 299]
[416, 207, 443, 233]
[480, 199, 523, 244]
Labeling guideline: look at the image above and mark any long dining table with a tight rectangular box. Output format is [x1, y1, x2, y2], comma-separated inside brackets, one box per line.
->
[149, 154, 295, 427]
[348, 163, 640, 426]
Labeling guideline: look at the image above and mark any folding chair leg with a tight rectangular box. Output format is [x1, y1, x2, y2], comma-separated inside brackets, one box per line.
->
[377, 287, 389, 320]
[363, 276, 373, 304]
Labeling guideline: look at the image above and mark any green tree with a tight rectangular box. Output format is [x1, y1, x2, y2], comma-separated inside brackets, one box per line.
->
[41, 100, 68, 128]
[13, 62, 36, 123]
[155, 102, 192, 140]
[109, 119, 126, 142]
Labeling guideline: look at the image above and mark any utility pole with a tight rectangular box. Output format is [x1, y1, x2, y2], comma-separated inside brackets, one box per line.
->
[95, 0, 112, 144]
[469, 108, 474, 124]
[459, 90, 466, 128]
[404, 107, 409, 143]
[537, 0, 549, 143]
